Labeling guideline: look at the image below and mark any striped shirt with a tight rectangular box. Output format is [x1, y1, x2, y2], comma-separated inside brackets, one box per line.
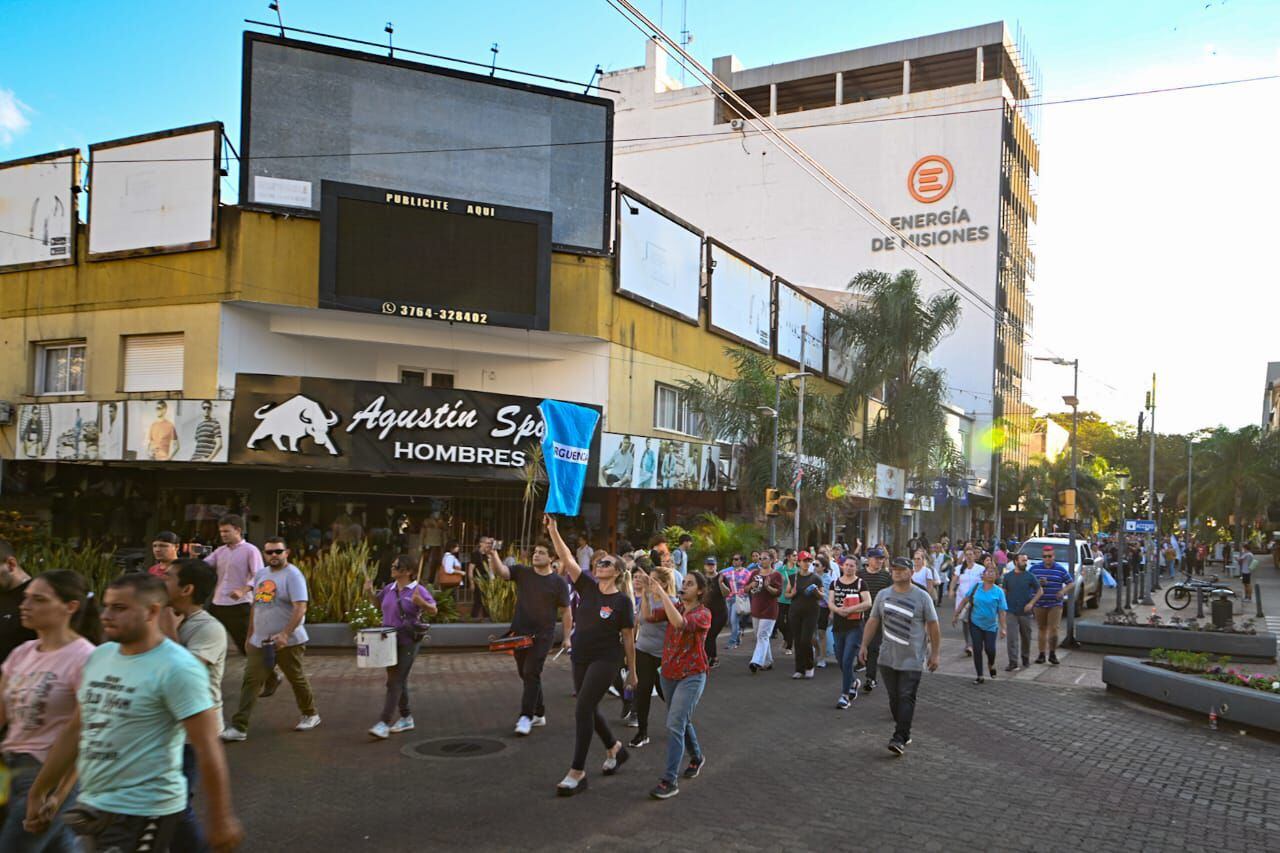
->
[193, 419, 222, 460]
[1029, 561, 1072, 608]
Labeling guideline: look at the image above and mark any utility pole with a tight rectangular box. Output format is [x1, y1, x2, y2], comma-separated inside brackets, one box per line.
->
[1185, 439, 1193, 561]
[770, 376, 781, 546]
[795, 325, 806, 551]
[1143, 373, 1158, 599]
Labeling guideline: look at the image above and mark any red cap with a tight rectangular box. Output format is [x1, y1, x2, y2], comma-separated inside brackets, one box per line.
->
[798, 550, 811, 560]
[1042, 545, 1055, 554]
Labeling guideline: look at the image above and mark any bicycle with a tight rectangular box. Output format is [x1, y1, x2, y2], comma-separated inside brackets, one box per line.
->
[1164, 572, 1235, 610]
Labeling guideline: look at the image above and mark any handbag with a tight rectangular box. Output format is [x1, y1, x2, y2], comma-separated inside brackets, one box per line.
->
[392, 586, 431, 643]
[437, 554, 463, 588]
[734, 594, 752, 617]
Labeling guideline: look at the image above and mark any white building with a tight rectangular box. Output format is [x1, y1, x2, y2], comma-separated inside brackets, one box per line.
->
[604, 21, 1039, 518]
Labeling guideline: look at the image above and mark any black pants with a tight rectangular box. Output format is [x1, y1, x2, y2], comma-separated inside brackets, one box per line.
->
[572, 658, 621, 771]
[77, 810, 182, 853]
[879, 665, 923, 743]
[969, 622, 997, 677]
[864, 624, 883, 678]
[705, 605, 728, 664]
[208, 603, 250, 653]
[790, 605, 818, 673]
[513, 634, 553, 718]
[775, 603, 793, 649]
[633, 651, 664, 737]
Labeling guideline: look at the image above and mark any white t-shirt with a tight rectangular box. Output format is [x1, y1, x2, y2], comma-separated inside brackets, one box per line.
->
[576, 545, 594, 572]
[912, 565, 939, 587]
[442, 552, 462, 575]
[954, 564, 984, 601]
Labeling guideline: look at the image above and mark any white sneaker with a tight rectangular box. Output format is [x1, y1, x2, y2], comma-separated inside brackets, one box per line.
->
[804, 669, 815, 679]
[389, 716, 415, 733]
[514, 715, 533, 736]
[369, 721, 390, 739]
[530, 715, 547, 727]
[791, 672, 803, 680]
[219, 727, 246, 742]
[294, 715, 322, 731]
[816, 660, 827, 668]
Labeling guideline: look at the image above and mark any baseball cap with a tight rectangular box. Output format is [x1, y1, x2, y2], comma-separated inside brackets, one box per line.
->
[1042, 545, 1055, 555]
[798, 550, 811, 561]
[704, 556, 718, 565]
[867, 546, 885, 558]
[890, 557, 913, 570]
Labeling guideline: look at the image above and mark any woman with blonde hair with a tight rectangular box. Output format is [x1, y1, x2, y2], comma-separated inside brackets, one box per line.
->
[629, 560, 675, 748]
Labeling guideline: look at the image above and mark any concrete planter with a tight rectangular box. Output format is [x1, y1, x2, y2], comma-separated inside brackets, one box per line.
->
[1075, 620, 1276, 662]
[305, 622, 565, 649]
[1102, 656, 1280, 734]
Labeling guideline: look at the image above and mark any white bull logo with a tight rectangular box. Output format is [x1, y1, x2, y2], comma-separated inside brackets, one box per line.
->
[246, 394, 341, 456]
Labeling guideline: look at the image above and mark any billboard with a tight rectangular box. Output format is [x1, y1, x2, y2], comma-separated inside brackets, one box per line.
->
[775, 279, 825, 371]
[241, 34, 612, 252]
[0, 149, 79, 272]
[125, 399, 231, 463]
[87, 123, 221, 260]
[706, 239, 772, 352]
[615, 187, 702, 324]
[825, 315, 857, 385]
[16, 402, 117, 461]
[230, 374, 600, 481]
[319, 181, 551, 331]
[597, 432, 729, 491]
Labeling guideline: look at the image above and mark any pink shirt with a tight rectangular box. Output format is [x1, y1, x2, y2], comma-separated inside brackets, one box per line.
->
[204, 540, 265, 607]
[2, 637, 95, 761]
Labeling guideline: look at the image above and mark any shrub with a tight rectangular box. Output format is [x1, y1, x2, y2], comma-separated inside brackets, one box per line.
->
[343, 599, 382, 633]
[298, 542, 375, 625]
[428, 587, 459, 624]
[474, 574, 517, 622]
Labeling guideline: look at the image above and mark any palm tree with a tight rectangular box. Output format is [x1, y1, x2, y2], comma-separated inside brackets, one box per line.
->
[828, 269, 962, 551]
[1183, 426, 1280, 545]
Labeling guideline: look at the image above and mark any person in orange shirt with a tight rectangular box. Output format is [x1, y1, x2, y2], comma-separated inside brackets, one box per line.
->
[146, 401, 179, 461]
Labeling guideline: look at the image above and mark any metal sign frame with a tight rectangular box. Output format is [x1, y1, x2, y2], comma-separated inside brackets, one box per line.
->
[0, 148, 81, 273]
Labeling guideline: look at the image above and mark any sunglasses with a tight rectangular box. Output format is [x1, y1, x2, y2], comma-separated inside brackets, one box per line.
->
[595, 559, 615, 568]
[264, 549, 286, 555]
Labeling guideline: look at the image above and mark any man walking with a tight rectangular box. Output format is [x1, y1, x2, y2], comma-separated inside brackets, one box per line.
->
[1029, 545, 1074, 665]
[25, 573, 242, 851]
[221, 538, 319, 740]
[161, 558, 227, 851]
[672, 534, 692, 581]
[1001, 552, 1042, 671]
[0, 539, 36, 663]
[857, 547, 892, 692]
[204, 514, 262, 655]
[485, 538, 570, 736]
[859, 558, 941, 756]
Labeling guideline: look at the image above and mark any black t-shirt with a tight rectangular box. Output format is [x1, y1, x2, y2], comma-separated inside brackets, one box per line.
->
[790, 572, 824, 612]
[571, 572, 635, 664]
[705, 569, 728, 613]
[509, 564, 569, 639]
[831, 575, 867, 632]
[858, 568, 892, 604]
[0, 579, 36, 664]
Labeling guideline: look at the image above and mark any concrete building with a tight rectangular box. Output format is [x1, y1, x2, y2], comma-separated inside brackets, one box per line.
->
[604, 21, 1040, 524]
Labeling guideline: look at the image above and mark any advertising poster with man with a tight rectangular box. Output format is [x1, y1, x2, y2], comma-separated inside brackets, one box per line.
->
[125, 399, 231, 462]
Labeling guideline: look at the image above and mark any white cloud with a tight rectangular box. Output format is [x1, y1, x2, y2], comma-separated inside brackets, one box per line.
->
[0, 88, 32, 145]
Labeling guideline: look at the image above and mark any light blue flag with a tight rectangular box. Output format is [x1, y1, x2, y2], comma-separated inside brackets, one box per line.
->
[539, 399, 600, 516]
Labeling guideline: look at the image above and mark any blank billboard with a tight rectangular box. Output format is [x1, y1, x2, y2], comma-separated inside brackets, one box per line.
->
[242, 34, 612, 253]
[616, 187, 702, 323]
[826, 320, 857, 385]
[87, 123, 221, 260]
[707, 239, 772, 352]
[0, 149, 79, 272]
[775, 280, 825, 370]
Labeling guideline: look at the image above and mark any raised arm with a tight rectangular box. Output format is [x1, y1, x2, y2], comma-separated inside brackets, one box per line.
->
[483, 540, 510, 580]
[544, 514, 580, 583]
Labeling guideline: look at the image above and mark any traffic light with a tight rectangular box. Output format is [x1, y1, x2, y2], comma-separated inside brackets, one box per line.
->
[764, 488, 798, 516]
[1058, 488, 1077, 520]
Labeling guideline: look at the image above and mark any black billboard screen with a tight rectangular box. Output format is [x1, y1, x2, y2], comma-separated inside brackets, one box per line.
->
[320, 181, 551, 330]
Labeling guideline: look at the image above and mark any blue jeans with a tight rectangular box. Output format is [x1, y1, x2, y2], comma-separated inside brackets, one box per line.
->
[833, 625, 864, 695]
[728, 599, 744, 646]
[0, 754, 78, 852]
[659, 673, 705, 784]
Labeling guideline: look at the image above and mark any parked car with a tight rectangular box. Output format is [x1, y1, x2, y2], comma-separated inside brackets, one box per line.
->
[1015, 535, 1105, 615]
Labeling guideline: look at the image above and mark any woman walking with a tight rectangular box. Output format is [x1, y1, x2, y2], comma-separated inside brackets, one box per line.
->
[0, 570, 100, 852]
[775, 550, 798, 654]
[700, 557, 728, 668]
[745, 557, 783, 673]
[911, 548, 939, 600]
[788, 554, 823, 680]
[363, 554, 438, 739]
[547, 515, 636, 796]
[641, 569, 712, 800]
[954, 561, 1007, 683]
[629, 561, 674, 749]
[828, 556, 871, 708]
[721, 554, 752, 649]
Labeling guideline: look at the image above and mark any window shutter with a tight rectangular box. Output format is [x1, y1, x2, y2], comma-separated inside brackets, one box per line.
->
[123, 334, 184, 392]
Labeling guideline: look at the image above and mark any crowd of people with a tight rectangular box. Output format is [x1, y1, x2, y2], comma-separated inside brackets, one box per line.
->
[0, 510, 1266, 848]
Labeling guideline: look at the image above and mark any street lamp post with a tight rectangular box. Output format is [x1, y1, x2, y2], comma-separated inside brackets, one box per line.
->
[1034, 356, 1081, 642]
[1113, 470, 1130, 614]
[1156, 491, 1166, 579]
[758, 369, 810, 549]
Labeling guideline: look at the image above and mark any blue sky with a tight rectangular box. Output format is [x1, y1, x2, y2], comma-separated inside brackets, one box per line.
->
[3, 0, 1279, 431]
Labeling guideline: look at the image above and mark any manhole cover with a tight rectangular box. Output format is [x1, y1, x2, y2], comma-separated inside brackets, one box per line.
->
[404, 737, 507, 760]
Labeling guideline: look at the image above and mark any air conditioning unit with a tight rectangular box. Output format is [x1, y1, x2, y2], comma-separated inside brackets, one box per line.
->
[0, 402, 11, 425]
[730, 118, 745, 131]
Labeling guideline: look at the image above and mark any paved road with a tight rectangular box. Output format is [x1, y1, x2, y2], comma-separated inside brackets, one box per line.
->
[219, 635, 1280, 853]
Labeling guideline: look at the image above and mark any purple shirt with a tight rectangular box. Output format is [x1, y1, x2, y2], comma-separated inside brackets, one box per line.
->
[379, 582, 436, 636]
[204, 540, 264, 607]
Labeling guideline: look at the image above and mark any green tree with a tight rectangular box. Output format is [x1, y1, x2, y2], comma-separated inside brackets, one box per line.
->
[1181, 426, 1280, 545]
[829, 269, 961, 551]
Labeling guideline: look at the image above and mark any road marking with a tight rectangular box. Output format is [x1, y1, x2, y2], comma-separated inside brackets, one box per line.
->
[1074, 672, 1088, 684]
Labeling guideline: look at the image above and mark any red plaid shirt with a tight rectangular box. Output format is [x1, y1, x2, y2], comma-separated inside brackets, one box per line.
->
[660, 604, 712, 680]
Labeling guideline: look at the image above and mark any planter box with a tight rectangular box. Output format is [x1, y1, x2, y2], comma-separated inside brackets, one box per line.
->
[1102, 656, 1280, 734]
[305, 622, 565, 649]
[1075, 620, 1276, 662]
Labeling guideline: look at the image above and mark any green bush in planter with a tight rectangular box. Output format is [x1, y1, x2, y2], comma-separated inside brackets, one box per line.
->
[343, 599, 382, 633]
